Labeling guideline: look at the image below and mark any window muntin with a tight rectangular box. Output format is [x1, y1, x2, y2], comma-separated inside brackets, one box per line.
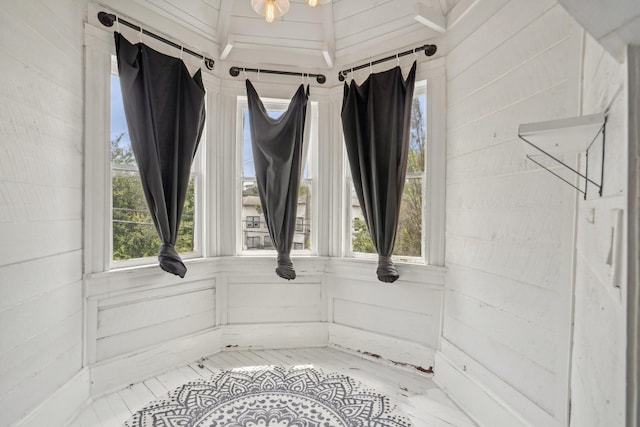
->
[110, 67, 201, 266]
[238, 96, 316, 254]
[347, 81, 427, 262]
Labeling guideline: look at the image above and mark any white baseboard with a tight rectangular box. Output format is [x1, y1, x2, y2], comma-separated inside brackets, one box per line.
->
[222, 322, 328, 350]
[434, 341, 553, 427]
[13, 368, 90, 427]
[328, 323, 435, 369]
[90, 327, 222, 396]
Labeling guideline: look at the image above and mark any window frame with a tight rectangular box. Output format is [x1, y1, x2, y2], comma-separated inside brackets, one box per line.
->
[341, 62, 446, 266]
[235, 95, 318, 256]
[108, 59, 205, 269]
[84, 24, 214, 274]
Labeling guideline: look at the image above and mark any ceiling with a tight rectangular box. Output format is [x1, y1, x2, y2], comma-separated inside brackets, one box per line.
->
[555, 0, 640, 61]
[93, 0, 476, 73]
[92, 0, 639, 80]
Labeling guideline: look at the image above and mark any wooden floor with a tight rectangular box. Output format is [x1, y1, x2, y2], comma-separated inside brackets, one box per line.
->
[67, 347, 476, 427]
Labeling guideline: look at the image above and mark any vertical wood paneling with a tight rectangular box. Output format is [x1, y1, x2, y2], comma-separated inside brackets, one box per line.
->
[569, 34, 628, 427]
[441, 1, 581, 425]
[0, 0, 85, 425]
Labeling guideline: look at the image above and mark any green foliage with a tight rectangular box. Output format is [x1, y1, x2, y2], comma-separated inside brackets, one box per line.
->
[393, 177, 422, 257]
[393, 96, 425, 258]
[352, 217, 376, 253]
[111, 133, 194, 261]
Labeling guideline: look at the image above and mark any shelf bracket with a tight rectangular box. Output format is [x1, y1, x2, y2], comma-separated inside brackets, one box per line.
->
[518, 114, 606, 200]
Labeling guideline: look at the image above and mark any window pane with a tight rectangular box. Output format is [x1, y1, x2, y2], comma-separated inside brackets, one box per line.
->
[350, 177, 422, 258]
[110, 74, 195, 261]
[349, 86, 426, 260]
[295, 181, 312, 250]
[241, 180, 267, 250]
[408, 95, 426, 174]
[350, 189, 376, 254]
[240, 100, 314, 253]
[393, 176, 422, 257]
[241, 179, 311, 251]
[242, 109, 285, 178]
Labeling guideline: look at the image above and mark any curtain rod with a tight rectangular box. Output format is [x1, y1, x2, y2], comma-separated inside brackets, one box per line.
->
[229, 66, 327, 84]
[97, 11, 215, 70]
[338, 44, 437, 81]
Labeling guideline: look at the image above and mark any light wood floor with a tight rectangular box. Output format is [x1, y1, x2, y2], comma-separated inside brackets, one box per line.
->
[68, 347, 476, 427]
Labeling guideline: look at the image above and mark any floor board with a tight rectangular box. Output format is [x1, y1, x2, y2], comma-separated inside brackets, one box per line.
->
[67, 347, 476, 427]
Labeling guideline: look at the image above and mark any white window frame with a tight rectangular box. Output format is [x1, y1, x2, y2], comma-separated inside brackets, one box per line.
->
[84, 23, 213, 274]
[235, 95, 318, 256]
[342, 61, 446, 266]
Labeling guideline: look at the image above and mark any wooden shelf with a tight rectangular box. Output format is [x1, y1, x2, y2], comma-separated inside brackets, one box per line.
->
[518, 113, 606, 199]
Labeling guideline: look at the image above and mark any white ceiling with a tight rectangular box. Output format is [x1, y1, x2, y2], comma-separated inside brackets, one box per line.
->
[555, 0, 640, 61]
[93, 0, 640, 80]
[94, 0, 475, 73]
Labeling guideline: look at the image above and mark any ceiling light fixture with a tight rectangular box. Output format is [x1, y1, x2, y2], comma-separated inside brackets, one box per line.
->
[307, 0, 319, 7]
[251, 0, 290, 23]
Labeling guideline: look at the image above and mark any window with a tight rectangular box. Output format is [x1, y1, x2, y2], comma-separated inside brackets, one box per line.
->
[347, 81, 427, 262]
[246, 216, 260, 228]
[237, 96, 317, 254]
[246, 236, 261, 249]
[110, 60, 202, 265]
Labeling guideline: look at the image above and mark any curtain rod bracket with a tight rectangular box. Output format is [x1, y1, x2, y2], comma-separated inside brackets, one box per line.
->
[230, 66, 326, 84]
[97, 11, 215, 71]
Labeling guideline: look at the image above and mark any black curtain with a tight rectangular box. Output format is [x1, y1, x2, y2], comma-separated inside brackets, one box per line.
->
[341, 62, 417, 283]
[114, 33, 206, 278]
[245, 80, 309, 280]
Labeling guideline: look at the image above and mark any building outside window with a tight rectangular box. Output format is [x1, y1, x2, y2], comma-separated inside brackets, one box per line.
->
[246, 215, 260, 228]
[246, 236, 261, 249]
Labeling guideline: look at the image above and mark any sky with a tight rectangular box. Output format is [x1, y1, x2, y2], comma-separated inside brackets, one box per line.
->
[110, 75, 131, 149]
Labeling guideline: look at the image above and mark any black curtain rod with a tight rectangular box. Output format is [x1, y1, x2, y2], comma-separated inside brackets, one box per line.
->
[338, 44, 437, 81]
[97, 11, 215, 70]
[230, 66, 326, 84]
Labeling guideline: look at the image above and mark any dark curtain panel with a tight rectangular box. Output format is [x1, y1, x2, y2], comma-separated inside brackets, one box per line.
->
[114, 33, 206, 278]
[341, 62, 417, 283]
[245, 80, 309, 280]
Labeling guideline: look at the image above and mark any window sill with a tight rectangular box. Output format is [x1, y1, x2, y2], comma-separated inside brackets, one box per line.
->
[325, 257, 446, 286]
[84, 255, 445, 298]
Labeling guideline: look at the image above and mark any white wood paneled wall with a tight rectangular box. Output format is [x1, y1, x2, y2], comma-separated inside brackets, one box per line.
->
[569, 33, 628, 427]
[326, 260, 445, 369]
[0, 1, 87, 426]
[81, 257, 444, 398]
[436, 1, 582, 426]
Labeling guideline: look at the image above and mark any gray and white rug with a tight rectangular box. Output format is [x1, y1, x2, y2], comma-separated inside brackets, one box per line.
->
[124, 365, 412, 426]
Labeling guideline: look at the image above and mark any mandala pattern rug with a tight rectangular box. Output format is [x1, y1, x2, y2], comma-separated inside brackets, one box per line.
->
[124, 365, 412, 426]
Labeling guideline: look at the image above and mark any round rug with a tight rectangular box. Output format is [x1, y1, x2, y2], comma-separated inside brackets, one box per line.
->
[124, 365, 413, 426]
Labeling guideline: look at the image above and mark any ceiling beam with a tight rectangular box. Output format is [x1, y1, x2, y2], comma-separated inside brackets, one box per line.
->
[438, 0, 449, 16]
[321, 0, 336, 68]
[413, 1, 447, 33]
[217, 0, 234, 59]
[447, 0, 480, 30]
